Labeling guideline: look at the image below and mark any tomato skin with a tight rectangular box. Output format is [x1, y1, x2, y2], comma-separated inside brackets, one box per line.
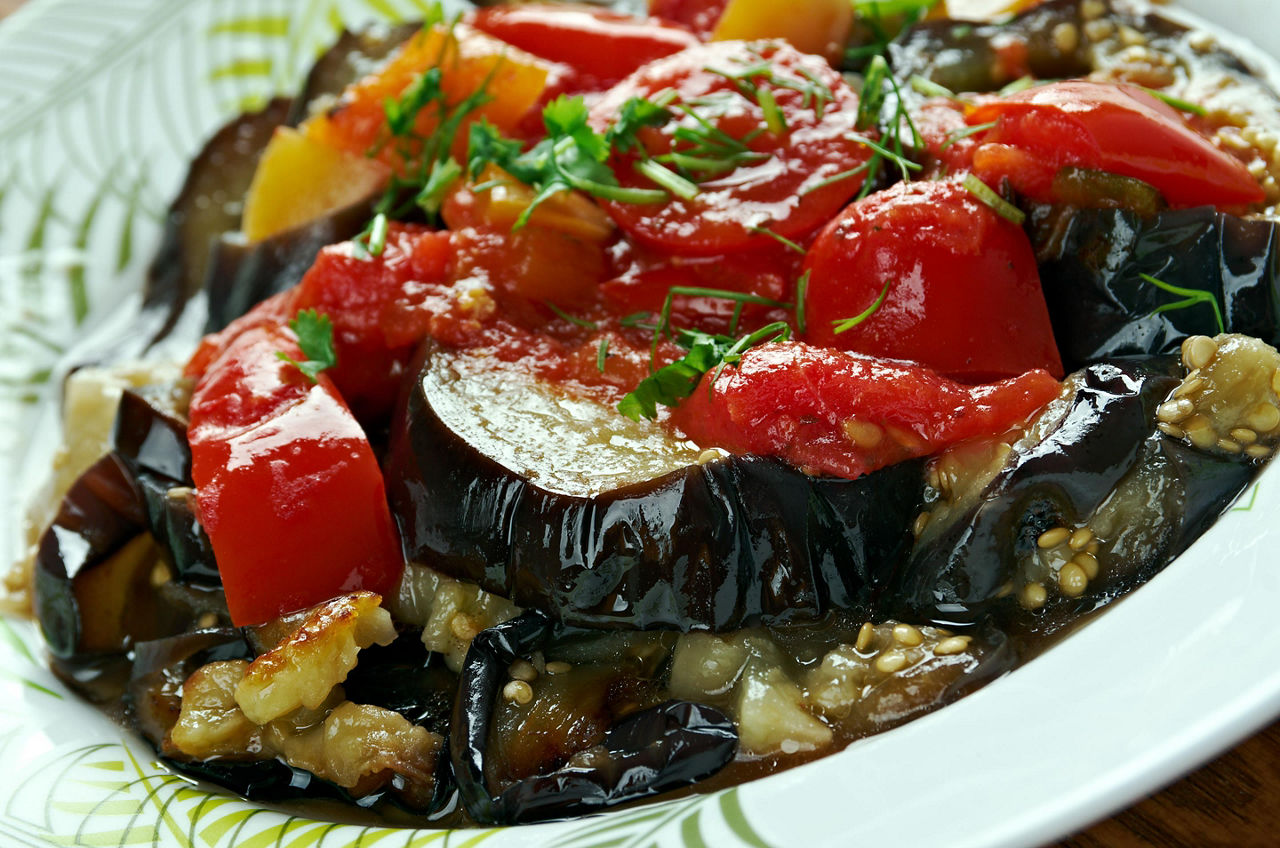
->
[648, 0, 728, 36]
[672, 341, 1061, 479]
[967, 80, 1264, 208]
[592, 40, 872, 256]
[188, 325, 403, 626]
[289, 224, 454, 420]
[801, 179, 1063, 381]
[469, 6, 698, 86]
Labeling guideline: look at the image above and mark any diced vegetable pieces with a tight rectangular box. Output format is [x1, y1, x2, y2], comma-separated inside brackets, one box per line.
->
[592, 40, 872, 255]
[304, 23, 555, 168]
[242, 127, 389, 243]
[188, 324, 403, 626]
[445, 164, 615, 242]
[672, 341, 1062, 480]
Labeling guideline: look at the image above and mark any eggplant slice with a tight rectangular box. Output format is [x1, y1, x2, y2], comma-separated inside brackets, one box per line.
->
[887, 0, 1095, 90]
[451, 612, 737, 825]
[894, 358, 1259, 633]
[1030, 204, 1280, 372]
[386, 344, 925, 632]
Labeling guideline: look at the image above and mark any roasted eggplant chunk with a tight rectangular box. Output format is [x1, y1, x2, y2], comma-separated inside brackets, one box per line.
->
[386, 345, 924, 632]
[896, 357, 1259, 632]
[143, 99, 293, 343]
[1031, 205, 1280, 371]
[35, 389, 224, 679]
[887, 0, 1094, 92]
[451, 612, 736, 825]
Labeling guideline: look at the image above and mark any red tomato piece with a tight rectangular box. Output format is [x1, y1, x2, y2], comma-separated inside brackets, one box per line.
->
[672, 341, 1062, 479]
[802, 179, 1063, 381]
[648, 0, 728, 37]
[967, 80, 1264, 208]
[911, 96, 984, 178]
[591, 40, 873, 255]
[469, 5, 698, 86]
[290, 223, 453, 420]
[601, 240, 799, 335]
[188, 324, 403, 626]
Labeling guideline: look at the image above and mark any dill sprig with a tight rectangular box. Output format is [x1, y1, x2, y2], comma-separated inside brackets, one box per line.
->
[852, 56, 924, 199]
[962, 173, 1025, 226]
[832, 279, 891, 334]
[1141, 273, 1225, 333]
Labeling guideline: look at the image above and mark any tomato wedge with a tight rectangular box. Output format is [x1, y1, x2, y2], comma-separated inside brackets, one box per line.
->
[592, 40, 873, 255]
[801, 179, 1063, 381]
[188, 324, 403, 626]
[469, 5, 698, 86]
[967, 80, 1264, 208]
[672, 341, 1062, 480]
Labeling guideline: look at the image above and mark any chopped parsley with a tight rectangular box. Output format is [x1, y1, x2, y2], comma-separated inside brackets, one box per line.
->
[618, 322, 793, 421]
[277, 309, 338, 382]
[466, 95, 669, 229]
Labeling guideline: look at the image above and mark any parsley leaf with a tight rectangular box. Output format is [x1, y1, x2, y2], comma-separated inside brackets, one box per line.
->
[276, 309, 338, 382]
[607, 95, 673, 152]
[619, 321, 792, 421]
[467, 94, 668, 228]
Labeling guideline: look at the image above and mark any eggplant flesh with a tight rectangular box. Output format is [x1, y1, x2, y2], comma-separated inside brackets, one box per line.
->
[1030, 205, 1280, 372]
[896, 359, 1257, 631]
[450, 612, 736, 825]
[386, 345, 924, 632]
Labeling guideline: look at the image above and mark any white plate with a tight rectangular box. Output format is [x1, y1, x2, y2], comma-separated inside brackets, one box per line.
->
[1, 1, 1278, 846]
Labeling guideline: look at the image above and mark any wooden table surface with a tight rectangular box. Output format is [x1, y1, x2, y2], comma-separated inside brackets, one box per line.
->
[2, 0, 1277, 844]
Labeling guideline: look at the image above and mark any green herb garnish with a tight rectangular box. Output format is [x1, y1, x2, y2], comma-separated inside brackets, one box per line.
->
[962, 173, 1026, 226]
[276, 309, 338, 382]
[466, 95, 669, 228]
[745, 224, 807, 254]
[1141, 273, 1225, 333]
[596, 337, 610, 373]
[831, 279, 891, 334]
[940, 121, 996, 152]
[1140, 86, 1208, 117]
[618, 322, 793, 421]
[794, 269, 811, 335]
[544, 301, 598, 329]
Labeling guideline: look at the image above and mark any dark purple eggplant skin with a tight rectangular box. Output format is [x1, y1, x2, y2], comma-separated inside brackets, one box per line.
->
[886, 0, 1094, 90]
[113, 389, 219, 585]
[36, 389, 226, 662]
[201, 200, 374, 332]
[450, 612, 736, 825]
[35, 453, 154, 660]
[142, 99, 293, 345]
[893, 359, 1257, 629]
[342, 630, 459, 738]
[1030, 205, 1280, 372]
[385, 347, 925, 632]
[287, 24, 422, 126]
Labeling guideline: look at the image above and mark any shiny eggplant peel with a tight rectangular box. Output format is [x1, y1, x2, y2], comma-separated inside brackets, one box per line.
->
[451, 612, 737, 825]
[895, 349, 1269, 633]
[1031, 205, 1280, 371]
[386, 344, 925, 632]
